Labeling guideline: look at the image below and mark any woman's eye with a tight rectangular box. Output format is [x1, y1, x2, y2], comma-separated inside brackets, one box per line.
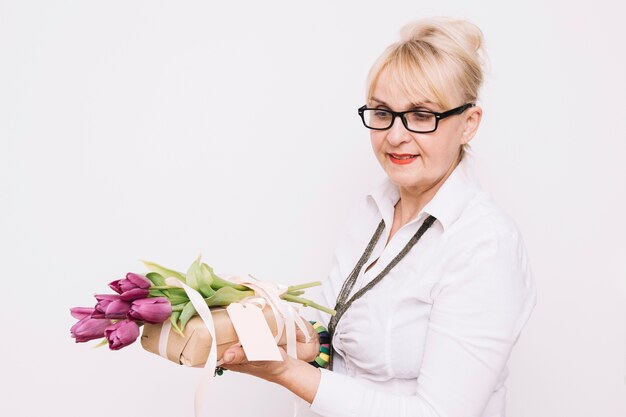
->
[373, 110, 391, 119]
[408, 112, 432, 121]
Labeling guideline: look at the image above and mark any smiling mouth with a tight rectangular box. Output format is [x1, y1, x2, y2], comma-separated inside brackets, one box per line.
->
[389, 153, 419, 160]
[388, 153, 420, 165]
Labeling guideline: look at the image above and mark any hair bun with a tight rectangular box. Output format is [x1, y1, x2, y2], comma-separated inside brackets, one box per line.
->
[400, 17, 484, 59]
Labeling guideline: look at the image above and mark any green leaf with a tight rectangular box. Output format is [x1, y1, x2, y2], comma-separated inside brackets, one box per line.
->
[207, 268, 250, 291]
[149, 289, 166, 297]
[199, 262, 215, 290]
[178, 301, 197, 333]
[204, 287, 255, 307]
[145, 272, 166, 286]
[166, 295, 190, 305]
[141, 260, 186, 283]
[185, 256, 202, 290]
[199, 286, 215, 298]
[187, 256, 215, 298]
[171, 303, 186, 312]
[166, 288, 188, 298]
[169, 311, 184, 337]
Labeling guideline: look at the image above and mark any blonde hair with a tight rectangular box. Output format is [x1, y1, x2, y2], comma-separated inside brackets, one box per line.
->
[366, 17, 487, 159]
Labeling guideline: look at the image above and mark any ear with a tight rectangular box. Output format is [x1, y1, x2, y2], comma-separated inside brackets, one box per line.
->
[460, 105, 482, 145]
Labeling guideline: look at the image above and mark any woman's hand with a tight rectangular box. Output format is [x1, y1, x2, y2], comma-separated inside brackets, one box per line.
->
[221, 320, 320, 380]
[220, 321, 322, 403]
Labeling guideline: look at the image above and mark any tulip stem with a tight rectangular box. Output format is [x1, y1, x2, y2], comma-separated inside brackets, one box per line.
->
[280, 294, 336, 316]
[92, 339, 108, 349]
[286, 281, 322, 292]
[151, 285, 179, 290]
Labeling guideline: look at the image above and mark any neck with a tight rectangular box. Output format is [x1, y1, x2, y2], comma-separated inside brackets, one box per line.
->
[395, 156, 461, 226]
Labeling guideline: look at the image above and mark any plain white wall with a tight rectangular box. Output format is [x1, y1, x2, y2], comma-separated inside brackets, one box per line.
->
[1, 1, 625, 416]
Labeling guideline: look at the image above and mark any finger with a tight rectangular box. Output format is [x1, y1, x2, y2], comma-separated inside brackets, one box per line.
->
[222, 346, 248, 365]
[298, 341, 320, 362]
[296, 321, 316, 342]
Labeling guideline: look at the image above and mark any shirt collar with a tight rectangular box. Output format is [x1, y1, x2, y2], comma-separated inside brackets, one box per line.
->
[367, 157, 480, 232]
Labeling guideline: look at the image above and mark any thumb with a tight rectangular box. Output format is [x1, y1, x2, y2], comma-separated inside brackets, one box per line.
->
[222, 345, 248, 364]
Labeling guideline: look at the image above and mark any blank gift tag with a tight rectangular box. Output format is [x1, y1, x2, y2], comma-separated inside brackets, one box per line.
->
[226, 303, 283, 361]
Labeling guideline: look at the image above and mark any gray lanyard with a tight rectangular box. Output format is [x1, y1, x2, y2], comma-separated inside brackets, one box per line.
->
[327, 214, 437, 370]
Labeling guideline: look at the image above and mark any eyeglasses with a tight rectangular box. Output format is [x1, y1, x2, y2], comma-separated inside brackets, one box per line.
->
[358, 102, 475, 133]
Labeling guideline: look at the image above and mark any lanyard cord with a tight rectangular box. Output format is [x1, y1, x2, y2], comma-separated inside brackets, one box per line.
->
[327, 214, 437, 370]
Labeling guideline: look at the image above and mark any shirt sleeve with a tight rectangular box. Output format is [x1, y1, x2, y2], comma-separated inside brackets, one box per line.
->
[309, 227, 537, 417]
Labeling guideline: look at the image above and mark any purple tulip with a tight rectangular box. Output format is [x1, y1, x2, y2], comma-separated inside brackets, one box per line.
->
[71, 316, 111, 343]
[104, 319, 140, 350]
[129, 297, 172, 324]
[70, 307, 95, 320]
[92, 294, 131, 319]
[109, 272, 151, 301]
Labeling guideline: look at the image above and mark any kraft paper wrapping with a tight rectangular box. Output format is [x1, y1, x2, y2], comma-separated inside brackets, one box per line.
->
[141, 306, 286, 367]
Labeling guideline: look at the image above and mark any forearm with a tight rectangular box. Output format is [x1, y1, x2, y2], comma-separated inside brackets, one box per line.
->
[270, 357, 321, 404]
[221, 333, 322, 404]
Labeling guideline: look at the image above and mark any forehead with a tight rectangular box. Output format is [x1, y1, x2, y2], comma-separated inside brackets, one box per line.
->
[368, 56, 466, 111]
[369, 67, 443, 111]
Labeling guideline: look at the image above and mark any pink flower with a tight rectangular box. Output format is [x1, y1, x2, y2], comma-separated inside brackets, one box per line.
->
[70, 307, 96, 320]
[92, 294, 131, 319]
[104, 320, 140, 350]
[70, 308, 111, 343]
[109, 273, 151, 301]
[129, 297, 171, 324]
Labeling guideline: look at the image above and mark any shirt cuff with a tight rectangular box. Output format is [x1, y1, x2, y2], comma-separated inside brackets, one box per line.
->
[310, 369, 365, 417]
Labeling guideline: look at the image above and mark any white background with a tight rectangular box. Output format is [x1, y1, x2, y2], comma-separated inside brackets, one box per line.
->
[1, 1, 625, 416]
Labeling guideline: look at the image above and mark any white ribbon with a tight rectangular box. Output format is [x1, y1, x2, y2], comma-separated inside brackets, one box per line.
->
[158, 320, 172, 359]
[164, 277, 218, 417]
[221, 274, 312, 356]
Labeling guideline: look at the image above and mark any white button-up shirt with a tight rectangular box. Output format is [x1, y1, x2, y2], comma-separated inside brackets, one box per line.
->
[307, 159, 537, 417]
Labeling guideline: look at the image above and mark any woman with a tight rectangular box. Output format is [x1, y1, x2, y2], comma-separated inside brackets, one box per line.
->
[222, 17, 537, 417]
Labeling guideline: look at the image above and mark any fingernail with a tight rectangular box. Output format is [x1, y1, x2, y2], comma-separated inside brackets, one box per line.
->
[223, 352, 234, 363]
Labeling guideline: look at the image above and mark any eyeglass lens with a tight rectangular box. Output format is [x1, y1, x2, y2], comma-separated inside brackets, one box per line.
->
[362, 109, 436, 132]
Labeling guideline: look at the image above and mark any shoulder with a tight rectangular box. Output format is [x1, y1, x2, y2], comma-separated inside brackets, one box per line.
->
[447, 189, 526, 254]
[435, 189, 535, 298]
[431, 191, 537, 337]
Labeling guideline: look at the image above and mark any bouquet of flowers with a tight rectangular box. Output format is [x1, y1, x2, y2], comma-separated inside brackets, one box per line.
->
[70, 256, 335, 352]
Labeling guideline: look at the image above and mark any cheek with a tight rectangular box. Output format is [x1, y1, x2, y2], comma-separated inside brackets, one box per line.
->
[370, 134, 385, 156]
[418, 133, 459, 162]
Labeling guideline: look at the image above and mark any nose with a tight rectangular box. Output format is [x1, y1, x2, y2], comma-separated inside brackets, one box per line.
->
[385, 115, 412, 146]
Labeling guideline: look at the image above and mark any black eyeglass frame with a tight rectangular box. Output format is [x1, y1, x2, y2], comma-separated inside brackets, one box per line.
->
[357, 102, 476, 133]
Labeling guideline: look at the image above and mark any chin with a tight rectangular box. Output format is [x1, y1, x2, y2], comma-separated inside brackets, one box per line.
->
[384, 170, 424, 189]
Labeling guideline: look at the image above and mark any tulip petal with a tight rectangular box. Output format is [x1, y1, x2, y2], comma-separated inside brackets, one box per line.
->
[128, 297, 171, 324]
[70, 307, 95, 320]
[104, 320, 140, 350]
[71, 317, 111, 343]
[108, 279, 122, 294]
[104, 299, 131, 319]
[125, 273, 151, 289]
[119, 288, 150, 301]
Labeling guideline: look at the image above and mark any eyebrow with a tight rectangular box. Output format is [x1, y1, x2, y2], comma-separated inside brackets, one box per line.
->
[369, 96, 434, 109]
